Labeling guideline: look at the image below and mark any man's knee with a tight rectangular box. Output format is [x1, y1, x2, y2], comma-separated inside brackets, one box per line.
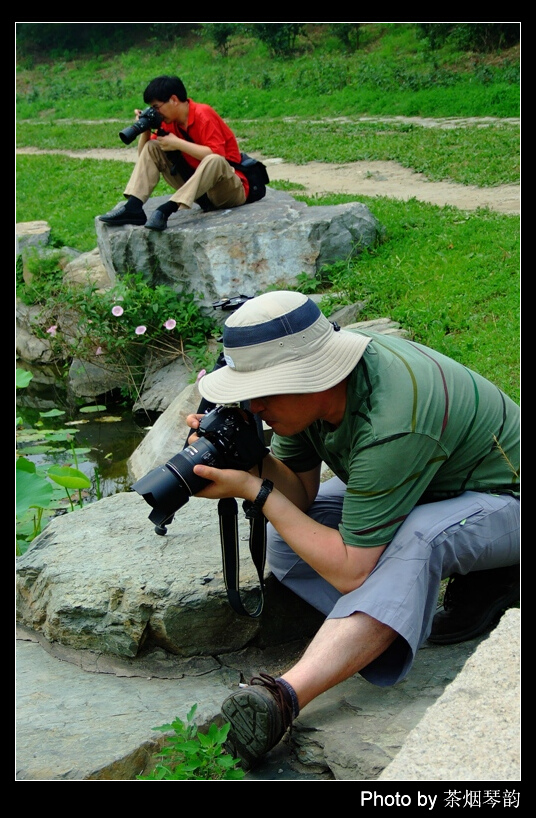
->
[199, 153, 228, 171]
[145, 140, 163, 159]
[142, 139, 171, 172]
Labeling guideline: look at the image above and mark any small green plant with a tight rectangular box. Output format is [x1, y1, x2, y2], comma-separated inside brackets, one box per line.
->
[137, 704, 245, 780]
[16, 369, 104, 555]
[17, 269, 216, 402]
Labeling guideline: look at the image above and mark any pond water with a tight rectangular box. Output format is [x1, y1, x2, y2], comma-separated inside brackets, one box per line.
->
[16, 366, 153, 500]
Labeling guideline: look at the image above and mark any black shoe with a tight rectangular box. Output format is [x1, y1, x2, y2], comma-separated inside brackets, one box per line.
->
[145, 210, 169, 231]
[98, 204, 146, 226]
[429, 565, 520, 645]
[221, 673, 294, 770]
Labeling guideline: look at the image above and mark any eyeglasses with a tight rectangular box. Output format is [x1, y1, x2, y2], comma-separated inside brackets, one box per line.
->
[151, 100, 169, 112]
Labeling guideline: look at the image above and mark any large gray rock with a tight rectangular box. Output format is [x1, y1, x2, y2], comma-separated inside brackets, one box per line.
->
[16, 491, 324, 659]
[128, 383, 201, 479]
[16, 301, 54, 364]
[378, 608, 521, 782]
[62, 247, 113, 291]
[95, 189, 382, 311]
[131, 356, 194, 415]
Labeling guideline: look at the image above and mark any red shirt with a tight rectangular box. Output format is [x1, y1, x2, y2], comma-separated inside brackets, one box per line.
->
[155, 98, 249, 198]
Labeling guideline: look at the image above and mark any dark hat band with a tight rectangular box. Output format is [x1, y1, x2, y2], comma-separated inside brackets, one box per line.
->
[223, 297, 320, 349]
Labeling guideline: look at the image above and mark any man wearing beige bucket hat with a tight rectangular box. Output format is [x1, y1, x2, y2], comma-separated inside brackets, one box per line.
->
[186, 290, 520, 770]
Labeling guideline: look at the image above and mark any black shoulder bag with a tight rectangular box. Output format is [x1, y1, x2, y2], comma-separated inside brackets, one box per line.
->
[228, 153, 270, 203]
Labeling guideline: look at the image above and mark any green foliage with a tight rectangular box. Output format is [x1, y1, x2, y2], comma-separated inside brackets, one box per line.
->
[230, 119, 519, 186]
[246, 23, 305, 57]
[15, 117, 519, 253]
[16, 24, 519, 122]
[16, 372, 98, 555]
[329, 24, 361, 51]
[17, 269, 215, 400]
[137, 705, 245, 780]
[416, 23, 520, 52]
[16, 23, 201, 60]
[15, 22, 520, 410]
[15, 155, 170, 253]
[302, 195, 520, 403]
[202, 23, 242, 56]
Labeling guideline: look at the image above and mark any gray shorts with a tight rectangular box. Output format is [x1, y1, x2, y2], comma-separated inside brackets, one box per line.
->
[267, 477, 520, 687]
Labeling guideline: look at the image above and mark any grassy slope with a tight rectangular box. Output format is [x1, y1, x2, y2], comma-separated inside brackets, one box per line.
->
[16, 24, 520, 401]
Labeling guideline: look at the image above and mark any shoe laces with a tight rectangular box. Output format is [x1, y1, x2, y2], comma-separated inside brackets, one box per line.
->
[250, 672, 294, 732]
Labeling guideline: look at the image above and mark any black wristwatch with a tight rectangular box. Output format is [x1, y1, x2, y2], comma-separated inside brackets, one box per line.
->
[244, 479, 274, 519]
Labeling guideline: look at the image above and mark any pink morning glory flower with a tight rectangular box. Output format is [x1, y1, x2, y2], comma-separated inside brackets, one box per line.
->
[112, 306, 124, 317]
[46, 325, 57, 336]
[135, 325, 147, 335]
[163, 318, 177, 330]
[95, 346, 103, 355]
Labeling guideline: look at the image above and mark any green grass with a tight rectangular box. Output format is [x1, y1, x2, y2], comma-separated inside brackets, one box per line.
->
[16, 119, 520, 188]
[16, 24, 520, 120]
[16, 154, 169, 249]
[16, 23, 520, 403]
[230, 120, 520, 186]
[307, 195, 519, 402]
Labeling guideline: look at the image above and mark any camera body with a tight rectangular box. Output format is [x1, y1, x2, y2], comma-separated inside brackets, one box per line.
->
[119, 106, 164, 145]
[132, 405, 269, 533]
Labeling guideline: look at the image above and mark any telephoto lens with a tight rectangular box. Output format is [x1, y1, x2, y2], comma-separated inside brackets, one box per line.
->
[131, 437, 223, 533]
[132, 405, 269, 534]
[118, 107, 163, 145]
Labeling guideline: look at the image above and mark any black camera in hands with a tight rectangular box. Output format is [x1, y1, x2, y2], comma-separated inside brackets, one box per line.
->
[119, 106, 164, 145]
[131, 405, 269, 534]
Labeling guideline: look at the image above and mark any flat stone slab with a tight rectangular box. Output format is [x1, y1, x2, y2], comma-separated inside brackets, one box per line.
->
[16, 615, 518, 781]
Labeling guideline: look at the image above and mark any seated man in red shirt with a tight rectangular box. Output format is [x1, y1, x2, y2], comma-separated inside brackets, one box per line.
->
[99, 75, 249, 231]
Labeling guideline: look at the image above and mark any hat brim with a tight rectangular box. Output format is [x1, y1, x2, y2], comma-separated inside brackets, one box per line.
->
[198, 330, 371, 404]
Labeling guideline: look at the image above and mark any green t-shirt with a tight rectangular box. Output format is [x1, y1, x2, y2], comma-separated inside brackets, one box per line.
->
[270, 332, 520, 548]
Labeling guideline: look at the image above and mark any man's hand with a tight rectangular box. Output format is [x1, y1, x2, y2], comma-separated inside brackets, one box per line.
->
[156, 132, 182, 151]
[185, 412, 205, 446]
[192, 464, 259, 502]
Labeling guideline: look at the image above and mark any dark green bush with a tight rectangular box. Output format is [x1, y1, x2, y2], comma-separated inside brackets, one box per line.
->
[416, 23, 520, 52]
[329, 24, 361, 51]
[202, 23, 242, 55]
[16, 23, 202, 59]
[246, 23, 305, 56]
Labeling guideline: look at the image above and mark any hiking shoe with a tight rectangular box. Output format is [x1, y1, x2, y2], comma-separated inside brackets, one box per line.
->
[221, 673, 293, 770]
[98, 204, 146, 226]
[429, 565, 520, 645]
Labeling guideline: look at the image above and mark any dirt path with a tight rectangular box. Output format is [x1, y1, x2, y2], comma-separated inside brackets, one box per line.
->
[17, 117, 520, 215]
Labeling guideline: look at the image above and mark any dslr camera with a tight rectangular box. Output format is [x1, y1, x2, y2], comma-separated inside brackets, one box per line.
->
[119, 106, 164, 145]
[132, 405, 268, 534]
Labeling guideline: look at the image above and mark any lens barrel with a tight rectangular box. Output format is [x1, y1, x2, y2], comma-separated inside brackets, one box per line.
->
[119, 107, 163, 145]
[131, 437, 222, 527]
[118, 123, 143, 145]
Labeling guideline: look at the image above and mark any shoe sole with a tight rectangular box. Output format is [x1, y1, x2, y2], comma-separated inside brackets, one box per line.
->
[221, 689, 280, 770]
[428, 588, 520, 645]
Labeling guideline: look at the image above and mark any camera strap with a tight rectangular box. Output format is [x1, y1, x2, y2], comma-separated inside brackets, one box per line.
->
[218, 497, 266, 618]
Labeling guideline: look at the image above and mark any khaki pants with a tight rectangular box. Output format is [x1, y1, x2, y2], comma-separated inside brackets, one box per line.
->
[124, 140, 246, 209]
